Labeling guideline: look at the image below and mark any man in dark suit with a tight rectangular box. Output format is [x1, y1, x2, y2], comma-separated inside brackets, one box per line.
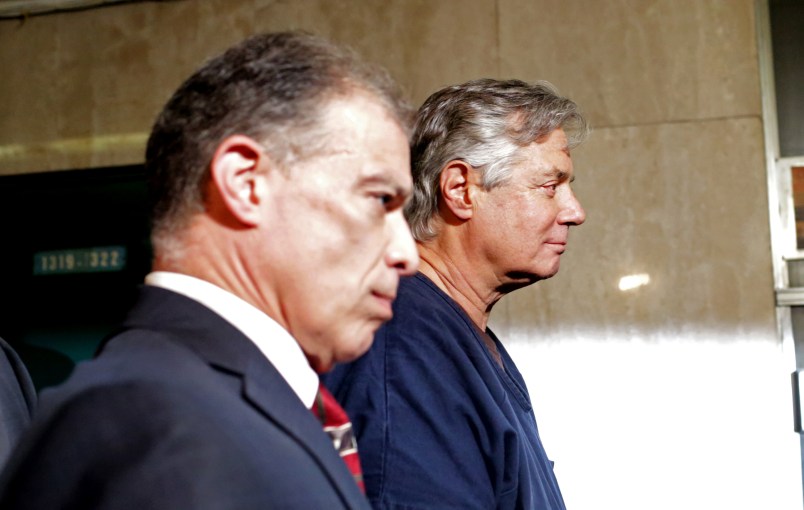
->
[0, 31, 417, 509]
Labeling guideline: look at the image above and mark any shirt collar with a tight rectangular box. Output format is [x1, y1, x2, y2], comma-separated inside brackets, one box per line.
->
[144, 271, 319, 408]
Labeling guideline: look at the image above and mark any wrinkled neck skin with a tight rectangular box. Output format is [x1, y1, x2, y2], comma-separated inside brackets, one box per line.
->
[417, 239, 511, 369]
[416, 239, 505, 333]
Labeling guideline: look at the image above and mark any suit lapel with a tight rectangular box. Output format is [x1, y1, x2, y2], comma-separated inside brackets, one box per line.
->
[240, 359, 367, 507]
[114, 286, 367, 508]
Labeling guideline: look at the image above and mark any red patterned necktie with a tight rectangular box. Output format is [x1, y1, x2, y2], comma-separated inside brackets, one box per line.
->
[310, 382, 365, 493]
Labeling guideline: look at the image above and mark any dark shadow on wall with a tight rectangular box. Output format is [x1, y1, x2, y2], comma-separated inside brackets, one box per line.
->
[0, 165, 151, 391]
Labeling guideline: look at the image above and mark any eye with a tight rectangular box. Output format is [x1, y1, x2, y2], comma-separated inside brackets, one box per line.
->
[372, 192, 400, 212]
[541, 183, 558, 197]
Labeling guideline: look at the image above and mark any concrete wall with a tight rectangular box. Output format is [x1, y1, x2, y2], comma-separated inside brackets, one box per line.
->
[1, 1, 799, 508]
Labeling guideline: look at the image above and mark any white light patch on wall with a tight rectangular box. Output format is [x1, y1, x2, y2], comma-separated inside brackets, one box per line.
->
[618, 273, 651, 291]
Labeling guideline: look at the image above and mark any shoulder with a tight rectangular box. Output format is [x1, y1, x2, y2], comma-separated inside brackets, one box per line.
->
[393, 273, 459, 316]
[384, 274, 476, 346]
[14, 326, 247, 472]
[0, 343, 358, 509]
[25, 362, 238, 462]
[326, 273, 494, 394]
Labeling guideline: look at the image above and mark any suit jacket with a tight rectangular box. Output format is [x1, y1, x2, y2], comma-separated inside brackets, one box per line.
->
[0, 286, 370, 509]
[0, 336, 36, 468]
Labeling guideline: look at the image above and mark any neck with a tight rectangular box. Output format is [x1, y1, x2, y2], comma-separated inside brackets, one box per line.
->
[152, 215, 284, 330]
[416, 242, 504, 331]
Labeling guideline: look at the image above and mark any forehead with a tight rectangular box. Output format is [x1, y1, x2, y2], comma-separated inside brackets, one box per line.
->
[510, 128, 572, 178]
[306, 93, 412, 187]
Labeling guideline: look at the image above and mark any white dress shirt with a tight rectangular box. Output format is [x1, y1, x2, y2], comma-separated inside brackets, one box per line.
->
[144, 271, 319, 408]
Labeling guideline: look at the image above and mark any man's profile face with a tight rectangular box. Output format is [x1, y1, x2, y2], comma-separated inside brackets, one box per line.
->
[262, 92, 418, 372]
[469, 128, 586, 288]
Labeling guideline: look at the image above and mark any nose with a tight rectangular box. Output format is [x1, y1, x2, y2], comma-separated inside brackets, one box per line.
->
[558, 189, 586, 226]
[386, 210, 419, 275]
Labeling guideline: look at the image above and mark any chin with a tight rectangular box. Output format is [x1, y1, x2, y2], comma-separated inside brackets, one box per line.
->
[335, 331, 376, 365]
[537, 260, 562, 280]
[541, 269, 560, 280]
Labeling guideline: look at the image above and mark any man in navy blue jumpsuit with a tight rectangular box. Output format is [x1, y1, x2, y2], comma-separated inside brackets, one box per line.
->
[325, 79, 588, 509]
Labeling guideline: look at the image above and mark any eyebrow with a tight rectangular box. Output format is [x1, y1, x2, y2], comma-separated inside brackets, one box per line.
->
[540, 166, 571, 182]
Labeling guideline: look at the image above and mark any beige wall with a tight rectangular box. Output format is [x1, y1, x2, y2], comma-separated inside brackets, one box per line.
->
[0, 0, 776, 336]
[1, 1, 798, 509]
[0, 0, 502, 172]
[492, 0, 773, 339]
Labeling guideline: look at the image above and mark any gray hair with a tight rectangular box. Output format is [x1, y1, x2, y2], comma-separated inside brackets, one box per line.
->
[145, 31, 412, 254]
[406, 78, 588, 241]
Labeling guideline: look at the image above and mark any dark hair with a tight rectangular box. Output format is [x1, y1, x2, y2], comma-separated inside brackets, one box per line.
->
[145, 31, 412, 251]
[406, 78, 587, 241]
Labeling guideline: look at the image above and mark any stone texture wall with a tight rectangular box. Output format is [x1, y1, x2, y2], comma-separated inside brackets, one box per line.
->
[0, 0, 775, 341]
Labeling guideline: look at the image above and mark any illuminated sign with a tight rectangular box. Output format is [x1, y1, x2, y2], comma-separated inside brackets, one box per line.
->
[33, 246, 127, 275]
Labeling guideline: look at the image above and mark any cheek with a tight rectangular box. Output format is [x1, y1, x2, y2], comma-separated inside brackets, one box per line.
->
[307, 206, 369, 256]
[345, 218, 389, 257]
[503, 208, 557, 256]
[315, 224, 388, 294]
[522, 202, 559, 231]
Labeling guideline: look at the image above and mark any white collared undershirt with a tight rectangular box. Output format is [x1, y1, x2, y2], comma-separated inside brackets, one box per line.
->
[145, 271, 319, 408]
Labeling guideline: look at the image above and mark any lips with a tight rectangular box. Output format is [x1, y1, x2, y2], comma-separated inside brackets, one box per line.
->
[371, 290, 396, 319]
[372, 290, 397, 303]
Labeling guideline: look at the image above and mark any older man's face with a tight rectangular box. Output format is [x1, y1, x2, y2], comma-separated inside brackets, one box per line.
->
[261, 92, 418, 372]
[470, 128, 585, 288]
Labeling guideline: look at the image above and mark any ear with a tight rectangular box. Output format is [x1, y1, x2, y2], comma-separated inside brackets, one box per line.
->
[208, 135, 268, 227]
[439, 160, 476, 221]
